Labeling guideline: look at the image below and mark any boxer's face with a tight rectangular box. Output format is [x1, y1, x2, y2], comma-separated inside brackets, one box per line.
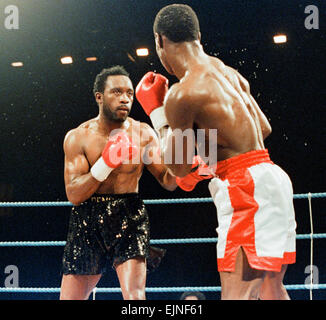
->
[97, 75, 134, 122]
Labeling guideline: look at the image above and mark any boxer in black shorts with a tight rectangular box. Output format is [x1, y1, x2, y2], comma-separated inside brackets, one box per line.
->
[60, 66, 177, 300]
[62, 193, 158, 275]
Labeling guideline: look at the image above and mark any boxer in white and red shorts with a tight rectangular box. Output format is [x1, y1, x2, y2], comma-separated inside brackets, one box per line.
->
[208, 149, 296, 273]
[136, 4, 297, 300]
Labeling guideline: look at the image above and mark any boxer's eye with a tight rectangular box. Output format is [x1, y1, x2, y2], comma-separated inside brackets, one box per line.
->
[112, 88, 121, 95]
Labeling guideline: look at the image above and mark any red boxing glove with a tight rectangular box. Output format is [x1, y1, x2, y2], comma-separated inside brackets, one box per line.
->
[102, 132, 137, 167]
[136, 72, 169, 131]
[91, 131, 138, 182]
[176, 156, 214, 191]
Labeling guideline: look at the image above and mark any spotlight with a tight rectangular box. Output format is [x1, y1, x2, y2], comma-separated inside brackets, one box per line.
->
[60, 56, 73, 64]
[273, 34, 287, 44]
[86, 57, 97, 62]
[11, 62, 23, 67]
[136, 48, 149, 56]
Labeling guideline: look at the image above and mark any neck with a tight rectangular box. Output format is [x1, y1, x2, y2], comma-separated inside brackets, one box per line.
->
[97, 111, 128, 135]
[166, 40, 207, 80]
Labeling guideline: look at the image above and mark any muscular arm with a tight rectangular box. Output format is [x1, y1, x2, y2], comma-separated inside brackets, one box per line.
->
[142, 124, 177, 191]
[160, 85, 196, 177]
[64, 129, 101, 205]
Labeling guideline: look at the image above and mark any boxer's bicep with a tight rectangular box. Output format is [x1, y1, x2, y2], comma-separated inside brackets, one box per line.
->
[164, 88, 195, 131]
[141, 124, 177, 190]
[63, 130, 90, 186]
[164, 89, 196, 175]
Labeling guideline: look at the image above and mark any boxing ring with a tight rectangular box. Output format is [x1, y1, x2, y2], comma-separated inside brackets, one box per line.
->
[1, 192, 326, 300]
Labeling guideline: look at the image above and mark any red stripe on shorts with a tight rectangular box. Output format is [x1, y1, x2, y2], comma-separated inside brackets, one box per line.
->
[217, 168, 258, 271]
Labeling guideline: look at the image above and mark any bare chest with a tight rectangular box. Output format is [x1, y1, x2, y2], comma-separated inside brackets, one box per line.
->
[82, 132, 145, 174]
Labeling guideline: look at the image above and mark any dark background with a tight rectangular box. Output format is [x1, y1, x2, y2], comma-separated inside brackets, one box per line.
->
[0, 0, 325, 300]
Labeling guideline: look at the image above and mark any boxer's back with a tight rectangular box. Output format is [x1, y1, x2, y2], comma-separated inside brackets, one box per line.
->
[177, 56, 271, 161]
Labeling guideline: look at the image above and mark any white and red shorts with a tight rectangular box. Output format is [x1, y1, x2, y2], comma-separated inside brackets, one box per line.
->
[208, 149, 296, 272]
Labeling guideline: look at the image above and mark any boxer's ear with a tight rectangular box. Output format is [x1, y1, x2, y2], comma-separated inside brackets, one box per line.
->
[95, 92, 103, 105]
[198, 32, 201, 41]
[155, 33, 164, 49]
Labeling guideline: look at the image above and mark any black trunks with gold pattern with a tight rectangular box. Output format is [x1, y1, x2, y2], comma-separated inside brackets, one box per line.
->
[62, 193, 163, 275]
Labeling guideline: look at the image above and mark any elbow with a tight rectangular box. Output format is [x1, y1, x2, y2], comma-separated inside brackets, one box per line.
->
[67, 195, 82, 206]
[66, 188, 83, 206]
[164, 161, 192, 178]
[164, 183, 178, 192]
[169, 165, 191, 178]
[160, 169, 178, 191]
[70, 199, 82, 206]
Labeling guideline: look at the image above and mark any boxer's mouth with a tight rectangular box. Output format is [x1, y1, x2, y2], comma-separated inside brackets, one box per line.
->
[117, 106, 129, 112]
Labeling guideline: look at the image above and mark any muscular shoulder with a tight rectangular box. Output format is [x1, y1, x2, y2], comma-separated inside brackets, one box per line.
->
[224, 65, 250, 93]
[64, 118, 98, 141]
[63, 119, 97, 154]
[139, 121, 158, 142]
[164, 82, 198, 118]
[139, 120, 153, 132]
[126, 117, 158, 145]
[63, 127, 85, 154]
[163, 82, 198, 130]
[128, 117, 154, 135]
[168, 75, 207, 105]
[165, 69, 219, 116]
